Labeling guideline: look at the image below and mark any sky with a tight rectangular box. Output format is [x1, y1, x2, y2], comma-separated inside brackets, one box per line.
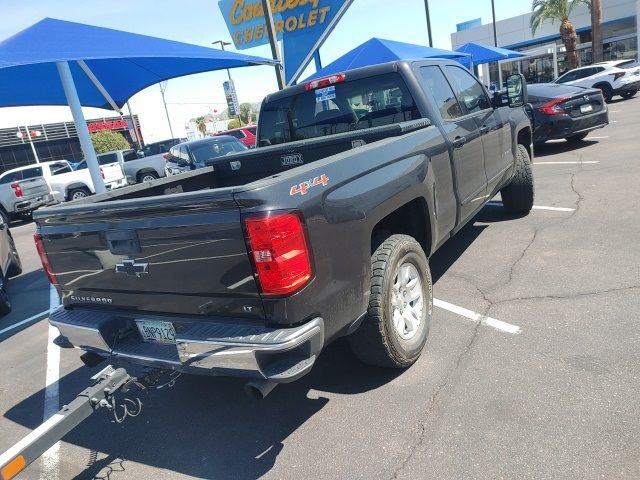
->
[0, 0, 531, 142]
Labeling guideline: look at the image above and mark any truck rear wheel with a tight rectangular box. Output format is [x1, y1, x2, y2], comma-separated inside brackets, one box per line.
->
[6, 233, 22, 278]
[500, 144, 534, 214]
[67, 187, 91, 202]
[0, 273, 11, 317]
[138, 171, 158, 183]
[349, 234, 432, 368]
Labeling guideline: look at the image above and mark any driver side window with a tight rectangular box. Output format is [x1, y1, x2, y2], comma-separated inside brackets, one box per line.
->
[444, 66, 491, 115]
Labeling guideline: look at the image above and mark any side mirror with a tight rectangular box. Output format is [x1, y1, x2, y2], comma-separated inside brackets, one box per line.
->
[491, 91, 504, 108]
[136, 150, 145, 158]
[506, 73, 528, 108]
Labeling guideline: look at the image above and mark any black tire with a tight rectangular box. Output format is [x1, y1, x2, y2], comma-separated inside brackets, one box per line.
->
[6, 233, 22, 278]
[566, 132, 589, 143]
[620, 90, 637, 99]
[67, 187, 91, 202]
[0, 274, 11, 317]
[348, 234, 432, 368]
[501, 144, 534, 214]
[138, 171, 159, 183]
[597, 84, 613, 103]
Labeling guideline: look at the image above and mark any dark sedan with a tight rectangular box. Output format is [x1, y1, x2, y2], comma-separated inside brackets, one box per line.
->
[527, 83, 609, 145]
[165, 136, 247, 176]
[0, 216, 22, 316]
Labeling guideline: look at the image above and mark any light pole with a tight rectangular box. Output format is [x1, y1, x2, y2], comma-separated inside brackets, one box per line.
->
[423, 0, 433, 47]
[17, 127, 41, 163]
[212, 39, 243, 127]
[159, 81, 175, 138]
[491, 0, 498, 47]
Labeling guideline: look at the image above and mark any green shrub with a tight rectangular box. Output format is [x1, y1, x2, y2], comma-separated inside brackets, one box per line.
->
[90, 130, 131, 154]
[227, 118, 241, 130]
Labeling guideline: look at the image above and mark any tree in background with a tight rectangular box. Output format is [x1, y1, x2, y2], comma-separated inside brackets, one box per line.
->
[227, 118, 241, 129]
[239, 103, 256, 125]
[531, 0, 590, 70]
[90, 131, 130, 154]
[195, 116, 207, 137]
[590, 0, 602, 63]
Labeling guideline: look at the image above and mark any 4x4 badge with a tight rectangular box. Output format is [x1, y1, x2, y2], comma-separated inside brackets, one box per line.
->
[115, 259, 149, 277]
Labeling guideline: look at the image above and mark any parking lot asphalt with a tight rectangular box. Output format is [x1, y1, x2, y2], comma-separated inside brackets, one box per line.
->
[1, 96, 639, 479]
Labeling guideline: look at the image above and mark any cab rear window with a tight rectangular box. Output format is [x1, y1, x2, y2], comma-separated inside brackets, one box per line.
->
[258, 73, 420, 146]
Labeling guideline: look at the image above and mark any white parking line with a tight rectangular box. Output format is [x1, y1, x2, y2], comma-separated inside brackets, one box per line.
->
[486, 201, 575, 212]
[434, 298, 521, 334]
[40, 286, 61, 480]
[588, 136, 609, 139]
[0, 310, 49, 336]
[533, 161, 599, 165]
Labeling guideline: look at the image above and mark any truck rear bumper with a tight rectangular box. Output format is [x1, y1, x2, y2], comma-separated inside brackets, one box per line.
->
[50, 307, 324, 383]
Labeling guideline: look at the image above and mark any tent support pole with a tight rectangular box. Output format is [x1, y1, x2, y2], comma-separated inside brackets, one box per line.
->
[76, 60, 122, 114]
[261, 0, 285, 90]
[56, 61, 106, 194]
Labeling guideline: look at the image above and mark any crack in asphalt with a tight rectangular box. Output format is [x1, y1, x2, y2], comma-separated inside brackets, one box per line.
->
[390, 319, 483, 480]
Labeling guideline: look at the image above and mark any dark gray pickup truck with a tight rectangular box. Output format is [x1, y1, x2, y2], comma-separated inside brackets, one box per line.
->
[34, 60, 533, 398]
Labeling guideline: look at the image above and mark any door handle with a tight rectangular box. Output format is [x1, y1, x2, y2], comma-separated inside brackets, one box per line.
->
[480, 124, 490, 134]
[452, 136, 466, 148]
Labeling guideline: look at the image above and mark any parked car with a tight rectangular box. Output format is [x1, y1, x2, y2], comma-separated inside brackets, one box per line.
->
[554, 60, 640, 103]
[165, 136, 247, 176]
[126, 138, 186, 184]
[215, 126, 257, 148]
[526, 83, 609, 144]
[0, 216, 22, 316]
[72, 158, 127, 199]
[0, 165, 52, 224]
[35, 60, 533, 399]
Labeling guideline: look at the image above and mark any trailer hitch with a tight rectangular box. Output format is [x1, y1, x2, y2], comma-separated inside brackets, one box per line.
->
[0, 365, 177, 480]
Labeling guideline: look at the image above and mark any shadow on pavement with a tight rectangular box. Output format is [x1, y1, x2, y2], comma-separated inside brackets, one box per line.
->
[5, 339, 403, 479]
[534, 139, 600, 157]
[0, 269, 50, 341]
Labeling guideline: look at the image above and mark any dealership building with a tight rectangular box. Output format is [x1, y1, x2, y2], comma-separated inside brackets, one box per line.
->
[451, 0, 638, 86]
[0, 115, 142, 173]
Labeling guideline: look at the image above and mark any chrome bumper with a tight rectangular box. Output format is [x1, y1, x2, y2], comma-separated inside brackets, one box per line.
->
[50, 307, 324, 383]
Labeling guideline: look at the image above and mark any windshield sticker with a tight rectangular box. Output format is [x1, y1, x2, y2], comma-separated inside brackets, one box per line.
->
[290, 174, 330, 196]
[315, 86, 336, 103]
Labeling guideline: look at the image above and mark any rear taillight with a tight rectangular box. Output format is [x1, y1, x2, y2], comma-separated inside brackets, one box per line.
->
[10, 182, 23, 198]
[613, 71, 626, 81]
[538, 96, 570, 115]
[244, 212, 312, 295]
[163, 153, 170, 161]
[34, 233, 58, 285]
[305, 73, 346, 91]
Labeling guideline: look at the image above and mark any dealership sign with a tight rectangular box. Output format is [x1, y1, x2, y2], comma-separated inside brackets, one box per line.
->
[87, 119, 128, 133]
[218, 0, 353, 85]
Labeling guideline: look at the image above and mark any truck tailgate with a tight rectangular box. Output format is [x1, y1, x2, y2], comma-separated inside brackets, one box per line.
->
[20, 177, 49, 199]
[36, 190, 264, 318]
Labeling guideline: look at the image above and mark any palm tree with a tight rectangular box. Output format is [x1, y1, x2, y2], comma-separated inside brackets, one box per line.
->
[530, 0, 590, 70]
[590, 0, 603, 63]
[195, 116, 207, 137]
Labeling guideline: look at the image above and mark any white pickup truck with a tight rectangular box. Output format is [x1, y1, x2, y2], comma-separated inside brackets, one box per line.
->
[17, 160, 127, 202]
[0, 165, 52, 224]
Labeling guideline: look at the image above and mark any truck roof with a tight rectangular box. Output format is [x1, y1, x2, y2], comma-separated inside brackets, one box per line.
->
[263, 58, 458, 103]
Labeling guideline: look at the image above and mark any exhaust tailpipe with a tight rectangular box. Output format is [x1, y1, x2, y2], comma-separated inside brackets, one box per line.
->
[244, 380, 277, 400]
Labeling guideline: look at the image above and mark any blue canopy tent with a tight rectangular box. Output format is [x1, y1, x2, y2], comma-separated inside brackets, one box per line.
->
[455, 42, 527, 70]
[305, 38, 469, 81]
[0, 18, 278, 192]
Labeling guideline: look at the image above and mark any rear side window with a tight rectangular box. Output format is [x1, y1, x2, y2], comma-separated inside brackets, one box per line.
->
[0, 171, 22, 184]
[97, 153, 118, 165]
[22, 167, 43, 179]
[50, 162, 72, 175]
[258, 73, 420, 146]
[618, 60, 638, 69]
[143, 143, 160, 156]
[556, 70, 578, 83]
[191, 140, 245, 162]
[122, 150, 138, 162]
[444, 66, 491, 114]
[420, 66, 463, 120]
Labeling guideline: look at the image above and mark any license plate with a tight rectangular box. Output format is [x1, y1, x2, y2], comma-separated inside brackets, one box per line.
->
[135, 320, 176, 345]
[580, 104, 593, 114]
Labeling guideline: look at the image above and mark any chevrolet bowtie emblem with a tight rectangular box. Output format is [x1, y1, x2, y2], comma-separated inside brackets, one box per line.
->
[115, 259, 149, 277]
